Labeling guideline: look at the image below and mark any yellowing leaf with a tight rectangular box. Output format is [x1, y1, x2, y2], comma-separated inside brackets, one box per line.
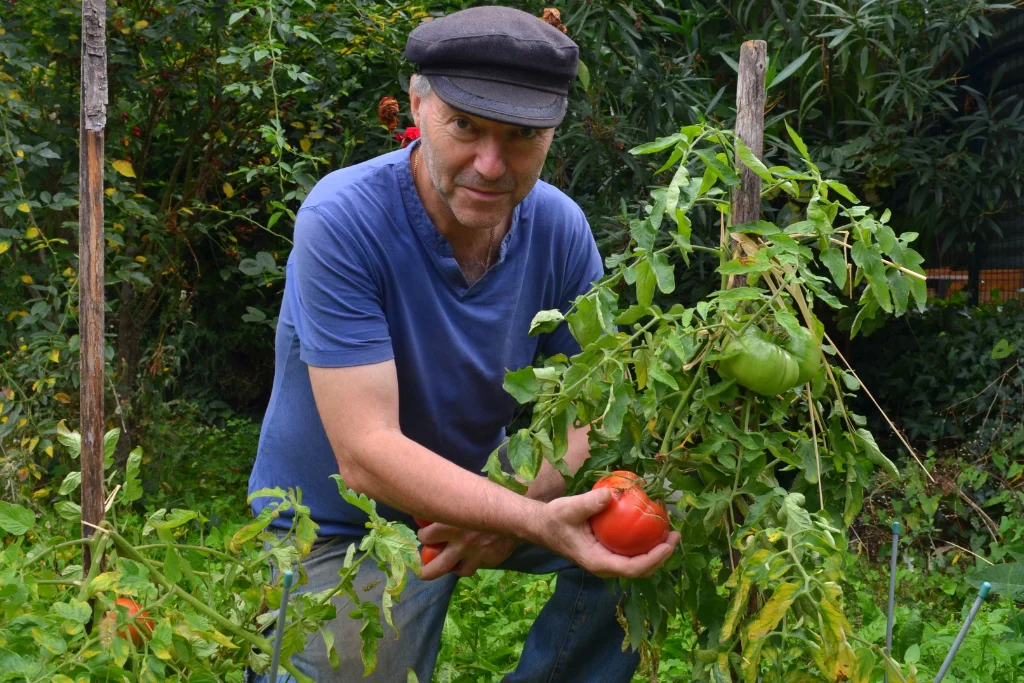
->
[105, 187, 116, 196]
[28, 437, 39, 453]
[55, 392, 71, 404]
[745, 582, 801, 640]
[111, 160, 136, 178]
[17, 418, 27, 428]
[134, 256, 147, 263]
[134, 20, 149, 30]
[0, 241, 10, 255]
[16, 149, 24, 157]
[222, 182, 234, 198]
[45, 446, 54, 457]
[25, 227, 39, 239]
[49, 349, 60, 363]
[17, 202, 30, 213]
[300, 138, 311, 152]
[113, 222, 125, 231]
[20, 274, 33, 284]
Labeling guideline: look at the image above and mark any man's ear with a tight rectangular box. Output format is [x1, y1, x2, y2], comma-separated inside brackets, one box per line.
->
[409, 75, 424, 127]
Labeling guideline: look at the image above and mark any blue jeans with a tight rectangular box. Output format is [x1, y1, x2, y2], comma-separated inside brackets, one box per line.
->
[247, 535, 639, 682]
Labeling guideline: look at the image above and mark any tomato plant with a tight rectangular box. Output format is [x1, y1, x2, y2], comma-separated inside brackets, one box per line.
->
[488, 122, 928, 681]
[0, 426, 418, 682]
[589, 471, 670, 557]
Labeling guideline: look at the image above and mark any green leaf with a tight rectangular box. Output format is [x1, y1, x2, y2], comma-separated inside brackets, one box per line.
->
[635, 259, 656, 308]
[577, 59, 590, 90]
[58, 470, 82, 496]
[56, 420, 81, 458]
[630, 219, 657, 252]
[229, 10, 248, 25]
[825, 180, 859, 203]
[734, 138, 773, 182]
[482, 447, 528, 495]
[970, 562, 1024, 600]
[163, 546, 182, 584]
[614, 304, 653, 326]
[355, 600, 383, 674]
[507, 429, 541, 483]
[529, 309, 564, 336]
[694, 149, 739, 186]
[852, 241, 892, 313]
[891, 272, 911, 316]
[629, 133, 683, 156]
[992, 338, 1015, 360]
[820, 248, 847, 289]
[121, 447, 143, 504]
[602, 379, 630, 439]
[503, 367, 538, 404]
[147, 508, 198, 530]
[853, 428, 899, 478]
[651, 253, 675, 294]
[768, 49, 814, 89]
[333, 475, 377, 517]
[103, 428, 120, 460]
[54, 501, 81, 522]
[567, 296, 602, 348]
[0, 501, 36, 536]
[785, 120, 811, 163]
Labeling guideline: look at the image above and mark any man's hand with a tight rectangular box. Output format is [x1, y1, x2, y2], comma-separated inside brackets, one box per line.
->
[417, 524, 519, 580]
[532, 487, 680, 579]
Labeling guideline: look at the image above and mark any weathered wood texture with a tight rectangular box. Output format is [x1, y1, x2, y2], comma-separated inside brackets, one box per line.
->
[79, 0, 108, 569]
[731, 40, 767, 226]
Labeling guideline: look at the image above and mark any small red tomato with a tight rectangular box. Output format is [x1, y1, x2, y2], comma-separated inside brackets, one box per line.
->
[420, 543, 445, 565]
[108, 596, 153, 645]
[589, 471, 670, 557]
[413, 516, 432, 527]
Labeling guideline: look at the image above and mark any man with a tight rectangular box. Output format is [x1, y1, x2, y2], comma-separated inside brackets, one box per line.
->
[247, 6, 680, 681]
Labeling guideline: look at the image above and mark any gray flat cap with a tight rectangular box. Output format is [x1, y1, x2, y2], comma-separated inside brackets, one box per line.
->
[405, 6, 579, 128]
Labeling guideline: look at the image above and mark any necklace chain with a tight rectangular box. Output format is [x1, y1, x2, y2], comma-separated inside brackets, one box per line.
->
[413, 147, 495, 272]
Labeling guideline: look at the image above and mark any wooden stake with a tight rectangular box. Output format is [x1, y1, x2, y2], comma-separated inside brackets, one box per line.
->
[79, 0, 108, 572]
[728, 40, 767, 289]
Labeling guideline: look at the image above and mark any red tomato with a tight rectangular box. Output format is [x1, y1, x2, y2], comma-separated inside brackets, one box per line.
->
[109, 596, 153, 645]
[588, 471, 670, 557]
[414, 517, 447, 567]
[420, 543, 445, 565]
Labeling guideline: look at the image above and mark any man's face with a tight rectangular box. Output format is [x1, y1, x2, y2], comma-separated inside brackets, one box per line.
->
[412, 88, 555, 232]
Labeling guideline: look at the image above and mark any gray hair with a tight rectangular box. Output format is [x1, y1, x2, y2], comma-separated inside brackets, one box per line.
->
[410, 74, 432, 99]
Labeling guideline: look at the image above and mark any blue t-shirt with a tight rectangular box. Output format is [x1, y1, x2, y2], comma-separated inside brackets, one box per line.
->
[247, 143, 603, 536]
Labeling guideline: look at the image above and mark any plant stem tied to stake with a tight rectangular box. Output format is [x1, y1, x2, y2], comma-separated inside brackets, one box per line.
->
[79, 0, 108, 573]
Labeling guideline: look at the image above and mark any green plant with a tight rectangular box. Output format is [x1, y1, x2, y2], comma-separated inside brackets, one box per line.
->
[487, 121, 928, 680]
[0, 424, 419, 682]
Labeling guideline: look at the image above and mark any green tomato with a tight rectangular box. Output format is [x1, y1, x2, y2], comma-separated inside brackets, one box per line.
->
[717, 326, 821, 396]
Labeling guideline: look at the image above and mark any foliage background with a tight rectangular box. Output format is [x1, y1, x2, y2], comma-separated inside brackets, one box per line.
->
[1, 0, 1023, 680]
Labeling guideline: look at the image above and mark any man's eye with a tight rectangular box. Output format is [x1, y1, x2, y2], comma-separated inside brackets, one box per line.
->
[519, 128, 537, 139]
[454, 118, 471, 130]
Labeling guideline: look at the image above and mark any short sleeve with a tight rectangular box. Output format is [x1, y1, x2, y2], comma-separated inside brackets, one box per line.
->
[290, 205, 394, 368]
[539, 215, 604, 359]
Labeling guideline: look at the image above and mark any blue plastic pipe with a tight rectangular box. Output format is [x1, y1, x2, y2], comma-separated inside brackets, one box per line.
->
[269, 569, 294, 683]
[933, 582, 992, 683]
[884, 521, 901, 683]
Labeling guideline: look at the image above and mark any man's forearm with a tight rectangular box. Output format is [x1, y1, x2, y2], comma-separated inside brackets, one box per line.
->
[525, 424, 592, 503]
[334, 428, 551, 546]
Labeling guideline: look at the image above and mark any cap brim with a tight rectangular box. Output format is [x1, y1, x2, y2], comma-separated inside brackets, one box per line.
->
[426, 75, 567, 128]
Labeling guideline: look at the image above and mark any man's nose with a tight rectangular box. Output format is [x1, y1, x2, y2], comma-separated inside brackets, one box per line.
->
[473, 137, 508, 181]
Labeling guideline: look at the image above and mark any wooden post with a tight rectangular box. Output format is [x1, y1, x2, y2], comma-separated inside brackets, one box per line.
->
[79, 0, 108, 570]
[727, 40, 767, 288]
